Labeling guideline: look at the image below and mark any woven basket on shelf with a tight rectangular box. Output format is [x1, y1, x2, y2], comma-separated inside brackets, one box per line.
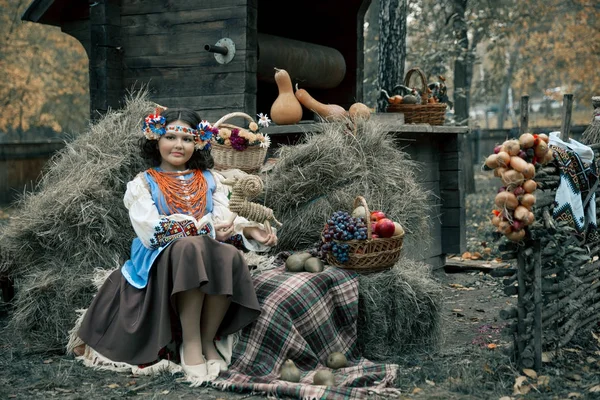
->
[386, 67, 447, 125]
[323, 196, 404, 273]
[211, 112, 268, 173]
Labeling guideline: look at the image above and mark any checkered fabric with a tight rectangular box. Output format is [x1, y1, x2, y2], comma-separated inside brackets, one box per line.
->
[211, 266, 400, 399]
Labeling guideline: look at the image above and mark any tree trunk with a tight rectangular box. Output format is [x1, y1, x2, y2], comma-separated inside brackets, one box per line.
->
[377, 0, 407, 113]
[364, 0, 381, 109]
[497, 47, 519, 130]
[452, 0, 469, 125]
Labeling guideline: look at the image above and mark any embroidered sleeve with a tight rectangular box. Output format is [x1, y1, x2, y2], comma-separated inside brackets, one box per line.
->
[209, 169, 274, 253]
[124, 176, 214, 250]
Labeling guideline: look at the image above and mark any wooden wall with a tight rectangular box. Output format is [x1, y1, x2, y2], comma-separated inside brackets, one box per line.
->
[118, 0, 258, 124]
[0, 142, 65, 205]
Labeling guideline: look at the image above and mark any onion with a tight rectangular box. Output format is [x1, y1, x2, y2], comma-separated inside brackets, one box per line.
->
[502, 139, 521, 156]
[538, 133, 549, 143]
[497, 151, 511, 167]
[494, 167, 507, 178]
[506, 229, 526, 242]
[514, 205, 530, 221]
[518, 150, 527, 159]
[491, 215, 501, 227]
[509, 156, 528, 173]
[502, 169, 525, 189]
[498, 220, 512, 234]
[498, 186, 507, 193]
[520, 193, 536, 208]
[513, 186, 525, 196]
[542, 148, 554, 164]
[495, 191, 519, 210]
[494, 145, 502, 154]
[522, 180, 537, 193]
[522, 163, 536, 179]
[485, 154, 500, 169]
[534, 141, 549, 158]
[519, 133, 535, 149]
[512, 220, 524, 231]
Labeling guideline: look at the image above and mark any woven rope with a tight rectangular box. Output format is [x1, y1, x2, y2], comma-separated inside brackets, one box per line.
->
[229, 175, 282, 227]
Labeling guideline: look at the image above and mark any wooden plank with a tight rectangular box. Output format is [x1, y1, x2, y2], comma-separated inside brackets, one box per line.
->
[439, 170, 464, 190]
[441, 226, 466, 254]
[441, 207, 465, 227]
[439, 152, 461, 171]
[121, 9, 247, 36]
[91, 24, 122, 47]
[520, 95, 529, 135]
[440, 190, 464, 208]
[560, 93, 574, 140]
[121, 0, 248, 15]
[123, 71, 250, 97]
[122, 31, 247, 58]
[444, 258, 511, 273]
[423, 255, 445, 270]
[89, 0, 121, 22]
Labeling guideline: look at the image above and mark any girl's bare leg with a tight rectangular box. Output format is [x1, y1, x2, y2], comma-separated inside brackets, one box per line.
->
[177, 288, 205, 365]
[200, 294, 231, 360]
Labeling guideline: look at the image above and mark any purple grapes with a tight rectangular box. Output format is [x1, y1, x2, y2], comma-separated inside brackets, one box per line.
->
[319, 210, 368, 263]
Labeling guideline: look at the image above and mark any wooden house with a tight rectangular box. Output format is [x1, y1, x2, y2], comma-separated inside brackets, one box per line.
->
[21, 0, 467, 268]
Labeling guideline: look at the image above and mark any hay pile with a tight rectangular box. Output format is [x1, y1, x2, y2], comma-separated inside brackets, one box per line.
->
[0, 90, 154, 351]
[262, 118, 433, 254]
[356, 258, 442, 361]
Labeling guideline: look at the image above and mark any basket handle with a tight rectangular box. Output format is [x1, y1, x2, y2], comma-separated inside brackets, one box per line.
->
[353, 196, 373, 239]
[213, 112, 257, 131]
[404, 68, 429, 105]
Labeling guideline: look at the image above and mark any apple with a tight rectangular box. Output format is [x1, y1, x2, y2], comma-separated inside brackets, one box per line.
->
[375, 218, 395, 238]
[370, 210, 387, 222]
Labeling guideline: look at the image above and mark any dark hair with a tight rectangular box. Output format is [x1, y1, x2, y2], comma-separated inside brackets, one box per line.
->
[139, 107, 214, 170]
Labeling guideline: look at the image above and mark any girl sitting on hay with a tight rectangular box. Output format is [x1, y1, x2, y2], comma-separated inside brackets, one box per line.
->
[74, 108, 277, 384]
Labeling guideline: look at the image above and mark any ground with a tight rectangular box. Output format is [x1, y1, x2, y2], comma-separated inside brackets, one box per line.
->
[1, 171, 600, 399]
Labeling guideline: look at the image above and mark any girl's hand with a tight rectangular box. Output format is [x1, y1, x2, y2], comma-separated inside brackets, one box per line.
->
[244, 226, 278, 247]
[214, 221, 235, 241]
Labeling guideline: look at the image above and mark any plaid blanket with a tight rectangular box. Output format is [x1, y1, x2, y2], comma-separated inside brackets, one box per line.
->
[211, 266, 400, 399]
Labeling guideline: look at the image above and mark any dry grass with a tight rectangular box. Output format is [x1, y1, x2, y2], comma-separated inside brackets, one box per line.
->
[0, 89, 155, 351]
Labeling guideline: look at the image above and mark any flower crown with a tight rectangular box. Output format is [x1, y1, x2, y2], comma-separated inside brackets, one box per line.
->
[142, 113, 218, 150]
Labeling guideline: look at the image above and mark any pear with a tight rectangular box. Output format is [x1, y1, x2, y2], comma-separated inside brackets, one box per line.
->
[303, 257, 324, 273]
[326, 352, 348, 369]
[279, 359, 301, 382]
[313, 369, 336, 386]
[285, 252, 312, 272]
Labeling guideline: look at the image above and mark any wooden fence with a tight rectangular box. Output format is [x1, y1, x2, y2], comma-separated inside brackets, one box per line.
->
[490, 95, 599, 370]
[0, 141, 66, 205]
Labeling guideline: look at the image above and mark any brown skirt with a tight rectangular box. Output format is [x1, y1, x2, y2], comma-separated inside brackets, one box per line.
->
[77, 236, 261, 366]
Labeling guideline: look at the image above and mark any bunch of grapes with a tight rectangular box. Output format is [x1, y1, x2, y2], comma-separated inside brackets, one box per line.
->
[319, 210, 368, 263]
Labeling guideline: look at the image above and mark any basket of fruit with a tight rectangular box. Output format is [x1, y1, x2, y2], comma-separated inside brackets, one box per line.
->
[320, 196, 405, 273]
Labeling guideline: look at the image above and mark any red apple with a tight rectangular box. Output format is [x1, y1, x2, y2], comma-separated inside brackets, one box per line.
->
[370, 210, 387, 222]
[375, 218, 396, 238]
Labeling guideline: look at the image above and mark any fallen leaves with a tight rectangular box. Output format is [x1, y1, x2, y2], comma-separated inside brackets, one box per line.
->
[513, 372, 552, 395]
[449, 283, 475, 291]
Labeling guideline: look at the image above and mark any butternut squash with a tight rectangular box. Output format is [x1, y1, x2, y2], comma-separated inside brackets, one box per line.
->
[270, 68, 303, 125]
[295, 84, 348, 121]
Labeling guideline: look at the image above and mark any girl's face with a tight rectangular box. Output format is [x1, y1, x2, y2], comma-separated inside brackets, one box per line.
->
[158, 120, 196, 171]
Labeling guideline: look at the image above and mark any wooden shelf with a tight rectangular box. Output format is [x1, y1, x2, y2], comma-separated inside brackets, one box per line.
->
[262, 115, 470, 136]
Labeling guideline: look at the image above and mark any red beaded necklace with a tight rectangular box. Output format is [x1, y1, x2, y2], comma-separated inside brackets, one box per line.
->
[146, 169, 207, 220]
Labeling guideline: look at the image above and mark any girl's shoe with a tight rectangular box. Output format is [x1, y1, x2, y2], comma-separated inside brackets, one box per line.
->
[207, 358, 228, 372]
[179, 347, 208, 380]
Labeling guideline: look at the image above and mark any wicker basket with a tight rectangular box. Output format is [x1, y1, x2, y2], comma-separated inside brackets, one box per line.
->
[211, 112, 268, 173]
[324, 196, 404, 273]
[386, 68, 447, 125]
